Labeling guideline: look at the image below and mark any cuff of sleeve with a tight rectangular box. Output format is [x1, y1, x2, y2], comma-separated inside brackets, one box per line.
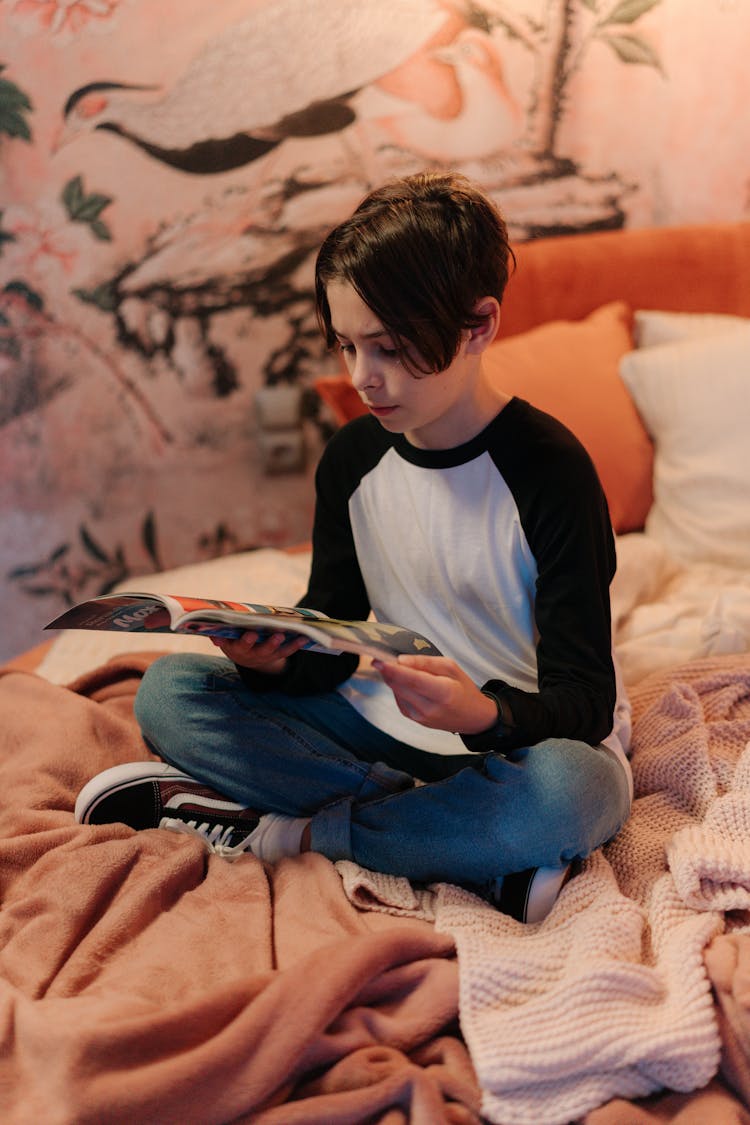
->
[460, 689, 515, 753]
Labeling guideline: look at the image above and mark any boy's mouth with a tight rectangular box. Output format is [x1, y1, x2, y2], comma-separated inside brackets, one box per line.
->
[367, 404, 398, 418]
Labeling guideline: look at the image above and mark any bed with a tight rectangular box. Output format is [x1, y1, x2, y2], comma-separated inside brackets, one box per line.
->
[2, 219, 750, 1125]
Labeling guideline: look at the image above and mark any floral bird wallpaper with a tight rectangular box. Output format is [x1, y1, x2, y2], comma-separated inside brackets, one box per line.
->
[1, 0, 749, 662]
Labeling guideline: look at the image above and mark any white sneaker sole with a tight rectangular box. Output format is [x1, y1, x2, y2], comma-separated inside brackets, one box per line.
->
[525, 864, 573, 924]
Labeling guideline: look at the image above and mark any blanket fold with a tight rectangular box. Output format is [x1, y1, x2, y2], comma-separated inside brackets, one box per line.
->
[3, 652, 750, 1123]
[338, 655, 750, 1125]
[0, 660, 474, 1125]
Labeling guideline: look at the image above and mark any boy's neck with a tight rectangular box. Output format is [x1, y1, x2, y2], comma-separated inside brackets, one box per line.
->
[405, 376, 510, 451]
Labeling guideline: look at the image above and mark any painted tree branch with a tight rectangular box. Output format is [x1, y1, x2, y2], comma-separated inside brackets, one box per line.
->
[0, 291, 173, 447]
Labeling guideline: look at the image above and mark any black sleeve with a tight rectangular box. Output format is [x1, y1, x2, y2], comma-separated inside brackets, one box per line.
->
[237, 418, 382, 696]
[464, 404, 617, 751]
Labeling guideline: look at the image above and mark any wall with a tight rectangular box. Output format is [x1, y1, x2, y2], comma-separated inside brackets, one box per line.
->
[1, 0, 749, 662]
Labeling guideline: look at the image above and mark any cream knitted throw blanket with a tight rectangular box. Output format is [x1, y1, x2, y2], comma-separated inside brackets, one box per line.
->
[337, 654, 750, 1125]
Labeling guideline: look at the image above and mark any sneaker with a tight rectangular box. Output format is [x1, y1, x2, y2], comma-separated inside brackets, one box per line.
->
[74, 761, 260, 859]
[490, 863, 575, 923]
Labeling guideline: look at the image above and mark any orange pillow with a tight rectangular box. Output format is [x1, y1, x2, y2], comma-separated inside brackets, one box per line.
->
[313, 374, 367, 426]
[313, 301, 653, 533]
[484, 301, 652, 533]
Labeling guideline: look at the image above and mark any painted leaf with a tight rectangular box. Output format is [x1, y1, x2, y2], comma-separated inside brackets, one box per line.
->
[0, 70, 33, 142]
[4, 279, 44, 309]
[0, 211, 15, 254]
[7, 562, 44, 580]
[604, 0, 661, 24]
[62, 176, 113, 237]
[142, 511, 161, 569]
[0, 111, 31, 140]
[90, 218, 112, 242]
[74, 193, 113, 222]
[62, 176, 85, 215]
[600, 32, 663, 69]
[79, 524, 111, 564]
[19, 584, 67, 598]
[72, 282, 118, 311]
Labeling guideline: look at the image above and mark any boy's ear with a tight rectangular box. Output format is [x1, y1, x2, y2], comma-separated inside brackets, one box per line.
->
[465, 297, 501, 354]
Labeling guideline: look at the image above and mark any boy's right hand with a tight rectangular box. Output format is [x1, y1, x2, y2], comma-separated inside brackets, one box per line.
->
[211, 630, 307, 674]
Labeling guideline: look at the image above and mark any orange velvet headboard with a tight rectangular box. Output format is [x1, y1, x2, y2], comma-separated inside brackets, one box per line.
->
[498, 220, 750, 339]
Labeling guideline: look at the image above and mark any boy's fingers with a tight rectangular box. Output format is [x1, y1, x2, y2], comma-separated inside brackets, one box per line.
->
[396, 654, 452, 673]
[378, 665, 453, 709]
[213, 630, 305, 666]
[378, 656, 451, 688]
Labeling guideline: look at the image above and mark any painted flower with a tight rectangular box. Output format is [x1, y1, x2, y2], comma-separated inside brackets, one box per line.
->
[2, 203, 81, 279]
[5, 0, 120, 35]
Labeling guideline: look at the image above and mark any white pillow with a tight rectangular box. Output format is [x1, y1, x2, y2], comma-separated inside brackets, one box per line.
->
[635, 309, 749, 348]
[619, 326, 750, 568]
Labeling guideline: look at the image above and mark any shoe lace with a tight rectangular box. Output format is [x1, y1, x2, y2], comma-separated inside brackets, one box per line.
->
[160, 816, 254, 860]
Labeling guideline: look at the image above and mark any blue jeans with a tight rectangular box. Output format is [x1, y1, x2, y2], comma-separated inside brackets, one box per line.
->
[134, 653, 631, 888]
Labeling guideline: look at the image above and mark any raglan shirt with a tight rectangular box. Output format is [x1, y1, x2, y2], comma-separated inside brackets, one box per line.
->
[240, 398, 632, 791]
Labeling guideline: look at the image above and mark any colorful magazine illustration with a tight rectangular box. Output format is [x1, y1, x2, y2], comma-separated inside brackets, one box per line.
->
[45, 592, 442, 662]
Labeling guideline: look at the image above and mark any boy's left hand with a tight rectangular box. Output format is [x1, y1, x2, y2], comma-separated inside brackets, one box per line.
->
[373, 654, 497, 735]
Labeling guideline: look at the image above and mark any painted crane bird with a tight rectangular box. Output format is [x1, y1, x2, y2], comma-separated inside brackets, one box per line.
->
[58, 0, 482, 175]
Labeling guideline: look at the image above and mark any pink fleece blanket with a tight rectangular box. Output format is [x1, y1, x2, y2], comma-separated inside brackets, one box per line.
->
[1, 653, 749, 1123]
[0, 656, 473, 1124]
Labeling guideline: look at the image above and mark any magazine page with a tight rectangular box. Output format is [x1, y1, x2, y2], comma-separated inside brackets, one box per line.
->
[172, 608, 441, 660]
[170, 597, 326, 626]
[44, 593, 326, 635]
[45, 594, 441, 661]
[293, 618, 442, 660]
[45, 593, 176, 634]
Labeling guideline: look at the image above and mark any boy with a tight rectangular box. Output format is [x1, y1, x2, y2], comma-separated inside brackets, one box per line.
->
[75, 172, 632, 922]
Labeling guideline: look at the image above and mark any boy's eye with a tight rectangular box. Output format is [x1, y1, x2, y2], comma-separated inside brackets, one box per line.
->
[335, 339, 399, 360]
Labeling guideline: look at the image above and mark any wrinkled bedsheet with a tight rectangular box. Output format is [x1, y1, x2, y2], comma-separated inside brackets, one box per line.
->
[0, 657, 474, 1125]
[338, 654, 750, 1123]
[4, 535, 750, 1122]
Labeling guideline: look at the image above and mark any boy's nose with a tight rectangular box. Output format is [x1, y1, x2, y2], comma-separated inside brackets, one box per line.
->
[351, 353, 380, 393]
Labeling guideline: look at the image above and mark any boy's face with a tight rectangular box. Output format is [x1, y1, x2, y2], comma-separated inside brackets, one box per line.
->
[326, 281, 486, 450]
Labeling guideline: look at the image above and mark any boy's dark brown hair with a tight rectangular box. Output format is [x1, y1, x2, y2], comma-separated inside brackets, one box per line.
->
[314, 171, 515, 375]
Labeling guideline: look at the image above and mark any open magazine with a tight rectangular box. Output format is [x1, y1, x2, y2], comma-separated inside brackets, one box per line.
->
[45, 592, 442, 662]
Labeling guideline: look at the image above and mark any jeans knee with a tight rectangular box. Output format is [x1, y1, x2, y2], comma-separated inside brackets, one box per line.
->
[134, 655, 171, 744]
[501, 738, 630, 862]
[134, 653, 214, 748]
[548, 743, 630, 856]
